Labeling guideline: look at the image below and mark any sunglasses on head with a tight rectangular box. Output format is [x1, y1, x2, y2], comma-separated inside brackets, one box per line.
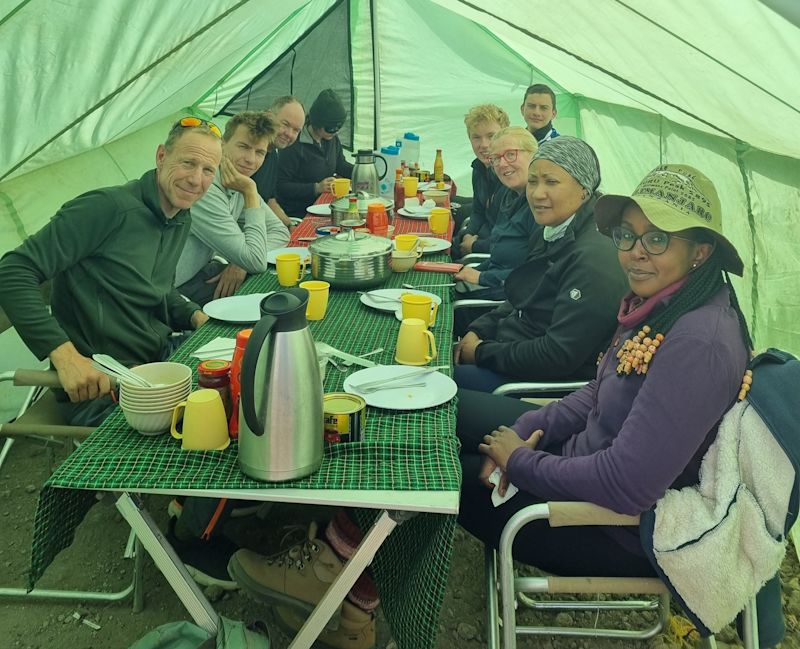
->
[324, 123, 344, 134]
[175, 116, 222, 139]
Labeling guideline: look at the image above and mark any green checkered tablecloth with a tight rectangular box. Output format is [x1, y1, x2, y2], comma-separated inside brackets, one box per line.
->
[29, 246, 461, 649]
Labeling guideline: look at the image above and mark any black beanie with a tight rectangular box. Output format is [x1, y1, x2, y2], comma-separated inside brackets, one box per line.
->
[308, 89, 347, 128]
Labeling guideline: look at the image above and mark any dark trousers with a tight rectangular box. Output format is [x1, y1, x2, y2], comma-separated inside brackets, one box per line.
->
[176, 259, 228, 307]
[456, 389, 655, 577]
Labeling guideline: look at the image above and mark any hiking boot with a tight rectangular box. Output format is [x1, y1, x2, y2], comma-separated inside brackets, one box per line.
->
[166, 518, 239, 590]
[273, 600, 376, 649]
[228, 522, 343, 617]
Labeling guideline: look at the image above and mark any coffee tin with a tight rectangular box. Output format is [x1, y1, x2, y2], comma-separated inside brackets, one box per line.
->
[323, 393, 366, 444]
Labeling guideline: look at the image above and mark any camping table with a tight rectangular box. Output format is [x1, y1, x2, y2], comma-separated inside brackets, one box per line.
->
[27, 225, 459, 649]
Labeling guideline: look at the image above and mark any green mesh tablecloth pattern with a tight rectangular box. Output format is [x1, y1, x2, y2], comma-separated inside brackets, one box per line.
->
[29, 250, 461, 649]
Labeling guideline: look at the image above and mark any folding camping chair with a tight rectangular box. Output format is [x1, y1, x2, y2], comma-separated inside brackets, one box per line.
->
[0, 368, 144, 608]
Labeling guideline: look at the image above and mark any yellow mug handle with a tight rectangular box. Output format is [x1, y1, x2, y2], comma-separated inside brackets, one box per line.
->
[423, 329, 437, 362]
[170, 401, 187, 439]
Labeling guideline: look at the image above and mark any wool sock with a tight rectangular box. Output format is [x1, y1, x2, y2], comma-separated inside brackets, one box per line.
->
[324, 510, 380, 612]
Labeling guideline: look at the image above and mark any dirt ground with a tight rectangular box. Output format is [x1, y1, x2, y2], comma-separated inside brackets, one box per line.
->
[2, 437, 799, 649]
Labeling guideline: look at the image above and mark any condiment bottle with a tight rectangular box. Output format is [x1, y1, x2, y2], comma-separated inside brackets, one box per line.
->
[228, 328, 253, 439]
[347, 195, 359, 219]
[366, 203, 388, 237]
[433, 149, 444, 183]
[198, 360, 232, 419]
[393, 168, 405, 210]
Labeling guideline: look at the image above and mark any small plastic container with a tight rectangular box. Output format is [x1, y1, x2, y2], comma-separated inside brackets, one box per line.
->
[379, 145, 400, 198]
[402, 132, 420, 166]
[366, 203, 389, 237]
[228, 328, 253, 438]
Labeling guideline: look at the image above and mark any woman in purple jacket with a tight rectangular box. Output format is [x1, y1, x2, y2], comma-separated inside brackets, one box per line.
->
[458, 164, 751, 576]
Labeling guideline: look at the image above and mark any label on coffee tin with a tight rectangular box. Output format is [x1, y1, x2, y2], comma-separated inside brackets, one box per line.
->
[324, 393, 366, 444]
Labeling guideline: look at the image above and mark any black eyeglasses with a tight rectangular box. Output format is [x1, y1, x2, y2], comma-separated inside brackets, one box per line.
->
[324, 123, 344, 134]
[174, 116, 222, 138]
[611, 226, 696, 255]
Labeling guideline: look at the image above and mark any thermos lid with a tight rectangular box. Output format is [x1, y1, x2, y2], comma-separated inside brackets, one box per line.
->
[259, 289, 310, 331]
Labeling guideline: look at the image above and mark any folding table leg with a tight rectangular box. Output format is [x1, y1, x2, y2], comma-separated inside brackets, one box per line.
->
[289, 509, 400, 649]
[115, 492, 219, 634]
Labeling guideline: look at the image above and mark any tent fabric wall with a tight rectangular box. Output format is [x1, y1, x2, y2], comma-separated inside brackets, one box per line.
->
[0, 0, 798, 356]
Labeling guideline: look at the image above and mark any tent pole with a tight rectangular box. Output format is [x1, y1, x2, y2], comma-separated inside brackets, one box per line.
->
[370, 0, 381, 151]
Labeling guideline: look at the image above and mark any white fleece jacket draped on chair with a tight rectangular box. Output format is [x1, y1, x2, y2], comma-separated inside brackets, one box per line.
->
[650, 400, 794, 631]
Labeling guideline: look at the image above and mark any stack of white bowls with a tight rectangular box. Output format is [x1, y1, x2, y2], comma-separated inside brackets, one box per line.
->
[119, 362, 192, 435]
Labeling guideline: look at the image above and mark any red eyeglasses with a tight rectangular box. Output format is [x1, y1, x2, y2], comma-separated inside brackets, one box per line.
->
[175, 116, 222, 139]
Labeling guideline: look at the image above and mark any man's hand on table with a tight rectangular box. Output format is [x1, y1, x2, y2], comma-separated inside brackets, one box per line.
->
[209, 263, 247, 299]
[454, 331, 482, 365]
[454, 266, 481, 285]
[460, 234, 478, 256]
[220, 157, 260, 208]
[49, 341, 112, 402]
[191, 310, 209, 329]
[314, 177, 336, 196]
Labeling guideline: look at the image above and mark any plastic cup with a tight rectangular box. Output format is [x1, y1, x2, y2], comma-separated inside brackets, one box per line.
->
[300, 280, 330, 321]
[428, 207, 450, 234]
[403, 176, 418, 198]
[400, 293, 438, 327]
[276, 253, 306, 287]
[333, 178, 351, 198]
[395, 234, 419, 252]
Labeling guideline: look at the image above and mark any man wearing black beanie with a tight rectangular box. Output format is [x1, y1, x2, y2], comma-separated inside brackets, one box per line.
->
[276, 88, 354, 216]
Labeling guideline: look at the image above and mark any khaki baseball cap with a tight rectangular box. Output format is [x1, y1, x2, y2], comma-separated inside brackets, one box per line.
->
[595, 164, 744, 276]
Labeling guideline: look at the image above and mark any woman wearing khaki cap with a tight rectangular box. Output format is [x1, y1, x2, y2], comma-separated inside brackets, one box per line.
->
[457, 164, 752, 580]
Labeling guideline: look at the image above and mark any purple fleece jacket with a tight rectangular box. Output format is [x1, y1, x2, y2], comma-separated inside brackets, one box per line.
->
[506, 287, 748, 517]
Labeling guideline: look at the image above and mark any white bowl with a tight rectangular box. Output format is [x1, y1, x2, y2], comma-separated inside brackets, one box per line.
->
[121, 405, 175, 435]
[119, 390, 190, 411]
[119, 382, 191, 402]
[125, 362, 192, 389]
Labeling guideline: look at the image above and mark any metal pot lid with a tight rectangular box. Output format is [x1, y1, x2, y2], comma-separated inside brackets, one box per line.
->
[331, 192, 394, 212]
[309, 229, 392, 259]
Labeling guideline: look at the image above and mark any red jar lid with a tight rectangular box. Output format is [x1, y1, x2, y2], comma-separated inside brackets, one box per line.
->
[235, 328, 253, 345]
[198, 359, 231, 376]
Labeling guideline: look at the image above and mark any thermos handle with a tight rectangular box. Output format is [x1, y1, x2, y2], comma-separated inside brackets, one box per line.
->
[240, 313, 277, 437]
[374, 154, 388, 181]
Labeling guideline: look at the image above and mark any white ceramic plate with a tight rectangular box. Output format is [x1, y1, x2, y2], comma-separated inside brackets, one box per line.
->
[343, 365, 457, 410]
[203, 292, 274, 323]
[393, 237, 450, 254]
[418, 181, 452, 191]
[396, 207, 430, 219]
[359, 288, 442, 313]
[307, 203, 331, 216]
[266, 247, 312, 266]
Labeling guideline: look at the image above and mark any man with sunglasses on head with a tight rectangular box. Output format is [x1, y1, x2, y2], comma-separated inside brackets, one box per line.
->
[250, 96, 306, 229]
[0, 118, 222, 425]
[175, 111, 290, 305]
[276, 88, 354, 217]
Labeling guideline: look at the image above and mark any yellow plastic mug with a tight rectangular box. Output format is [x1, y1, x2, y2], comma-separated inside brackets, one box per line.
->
[394, 234, 419, 252]
[428, 207, 450, 235]
[299, 280, 330, 321]
[171, 389, 230, 451]
[395, 318, 437, 366]
[400, 293, 438, 327]
[332, 177, 351, 198]
[402, 176, 418, 198]
[276, 253, 306, 287]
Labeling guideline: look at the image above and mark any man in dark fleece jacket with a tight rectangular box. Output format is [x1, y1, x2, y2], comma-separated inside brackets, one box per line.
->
[0, 118, 222, 423]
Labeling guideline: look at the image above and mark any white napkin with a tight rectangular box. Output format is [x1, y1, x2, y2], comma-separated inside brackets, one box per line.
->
[314, 342, 377, 368]
[191, 336, 236, 361]
[488, 467, 519, 507]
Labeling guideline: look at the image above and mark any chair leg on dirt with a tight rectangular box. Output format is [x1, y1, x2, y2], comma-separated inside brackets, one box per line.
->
[485, 546, 500, 649]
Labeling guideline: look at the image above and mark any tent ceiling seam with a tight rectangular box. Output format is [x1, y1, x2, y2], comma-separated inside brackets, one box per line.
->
[0, 191, 27, 242]
[452, 0, 740, 143]
[0, 0, 252, 183]
[0, 0, 32, 29]
[734, 143, 760, 343]
[614, 0, 799, 117]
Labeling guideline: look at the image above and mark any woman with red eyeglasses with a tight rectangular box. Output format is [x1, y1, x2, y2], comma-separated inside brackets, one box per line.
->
[276, 88, 353, 217]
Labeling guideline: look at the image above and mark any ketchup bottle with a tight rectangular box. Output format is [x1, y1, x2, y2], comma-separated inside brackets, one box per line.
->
[366, 203, 388, 237]
[228, 328, 252, 439]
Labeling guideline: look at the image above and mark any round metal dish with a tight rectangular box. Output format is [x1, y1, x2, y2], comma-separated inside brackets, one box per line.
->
[308, 230, 392, 289]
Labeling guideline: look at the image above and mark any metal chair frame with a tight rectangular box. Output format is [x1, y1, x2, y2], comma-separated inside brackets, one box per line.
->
[0, 370, 144, 609]
[485, 501, 761, 648]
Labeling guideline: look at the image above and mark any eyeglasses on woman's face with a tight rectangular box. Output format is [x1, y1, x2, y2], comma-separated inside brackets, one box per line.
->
[611, 226, 696, 255]
[488, 148, 521, 167]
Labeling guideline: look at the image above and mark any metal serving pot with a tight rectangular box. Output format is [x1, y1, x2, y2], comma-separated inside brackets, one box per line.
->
[308, 228, 392, 289]
[330, 192, 394, 226]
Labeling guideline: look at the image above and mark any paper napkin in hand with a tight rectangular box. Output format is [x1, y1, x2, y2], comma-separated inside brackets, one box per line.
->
[488, 467, 518, 507]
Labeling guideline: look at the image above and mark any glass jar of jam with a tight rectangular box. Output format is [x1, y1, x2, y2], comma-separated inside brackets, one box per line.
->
[197, 359, 232, 419]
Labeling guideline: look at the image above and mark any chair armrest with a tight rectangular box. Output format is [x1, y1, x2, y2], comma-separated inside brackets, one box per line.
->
[453, 299, 503, 310]
[458, 253, 490, 264]
[547, 501, 641, 528]
[492, 381, 588, 397]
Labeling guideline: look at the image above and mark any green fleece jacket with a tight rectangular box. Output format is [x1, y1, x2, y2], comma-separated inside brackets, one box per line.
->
[0, 169, 200, 366]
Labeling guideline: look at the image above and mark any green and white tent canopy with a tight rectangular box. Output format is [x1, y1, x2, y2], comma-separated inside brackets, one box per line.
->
[1, 0, 798, 351]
